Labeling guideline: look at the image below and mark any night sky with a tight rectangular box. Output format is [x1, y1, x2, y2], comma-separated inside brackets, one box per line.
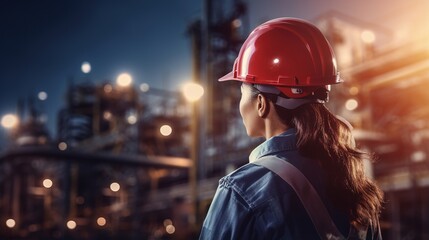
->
[0, 0, 408, 145]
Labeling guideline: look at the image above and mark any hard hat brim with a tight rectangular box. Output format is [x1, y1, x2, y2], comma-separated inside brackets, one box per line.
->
[218, 71, 237, 82]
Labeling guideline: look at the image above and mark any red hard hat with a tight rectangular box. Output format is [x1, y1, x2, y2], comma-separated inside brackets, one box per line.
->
[219, 17, 342, 99]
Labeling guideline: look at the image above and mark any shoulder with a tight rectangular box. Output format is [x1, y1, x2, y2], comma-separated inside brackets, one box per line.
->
[219, 161, 295, 210]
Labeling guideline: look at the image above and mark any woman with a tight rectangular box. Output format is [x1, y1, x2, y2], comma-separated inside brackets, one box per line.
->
[199, 18, 383, 239]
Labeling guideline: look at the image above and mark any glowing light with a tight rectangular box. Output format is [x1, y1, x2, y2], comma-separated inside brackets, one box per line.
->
[58, 142, 68, 151]
[361, 30, 376, 44]
[166, 224, 175, 234]
[349, 86, 359, 95]
[97, 217, 107, 226]
[182, 82, 204, 102]
[6, 219, 16, 228]
[127, 115, 137, 125]
[38, 91, 48, 101]
[1, 114, 19, 129]
[160, 125, 173, 136]
[411, 151, 426, 162]
[110, 182, 120, 192]
[163, 219, 173, 227]
[140, 83, 150, 92]
[43, 179, 53, 188]
[104, 84, 113, 93]
[345, 99, 359, 111]
[116, 73, 132, 87]
[273, 58, 280, 64]
[81, 62, 91, 73]
[232, 19, 242, 28]
[67, 220, 76, 230]
[103, 111, 112, 120]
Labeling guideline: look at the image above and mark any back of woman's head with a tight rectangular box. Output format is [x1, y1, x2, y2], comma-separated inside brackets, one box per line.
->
[275, 103, 383, 227]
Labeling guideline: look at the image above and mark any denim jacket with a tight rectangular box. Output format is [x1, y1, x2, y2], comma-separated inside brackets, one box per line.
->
[199, 128, 381, 240]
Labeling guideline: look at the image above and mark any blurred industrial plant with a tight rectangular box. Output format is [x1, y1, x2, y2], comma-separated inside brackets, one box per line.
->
[1, 0, 429, 239]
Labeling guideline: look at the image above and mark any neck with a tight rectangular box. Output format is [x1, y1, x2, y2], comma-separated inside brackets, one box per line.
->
[263, 116, 288, 139]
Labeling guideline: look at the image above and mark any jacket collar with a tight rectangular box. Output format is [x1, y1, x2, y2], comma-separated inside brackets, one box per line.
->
[249, 128, 297, 162]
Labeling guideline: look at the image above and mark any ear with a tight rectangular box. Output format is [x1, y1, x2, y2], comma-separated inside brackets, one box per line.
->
[257, 94, 269, 118]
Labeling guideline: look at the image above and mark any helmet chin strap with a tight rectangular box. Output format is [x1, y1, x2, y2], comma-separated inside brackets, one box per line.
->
[253, 84, 326, 110]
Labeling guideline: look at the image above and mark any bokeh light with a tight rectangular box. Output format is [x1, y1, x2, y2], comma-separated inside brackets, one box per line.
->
[110, 182, 120, 192]
[166, 224, 175, 234]
[1, 114, 19, 129]
[349, 86, 359, 95]
[38, 91, 48, 101]
[140, 83, 150, 92]
[6, 219, 16, 228]
[182, 82, 204, 102]
[58, 142, 68, 151]
[127, 114, 137, 125]
[160, 125, 173, 136]
[104, 84, 113, 93]
[163, 219, 173, 227]
[67, 220, 77, 230]
[97, 217, 107, 226]
[345, 99, 359, 111]
[232, 19, 242, 28]
[81, 62, 91, 74]
[43, 179, 53, 189]
[361, 30, 376, 44]
[103, 111, 112, 120]
[116, 73, 133, 87]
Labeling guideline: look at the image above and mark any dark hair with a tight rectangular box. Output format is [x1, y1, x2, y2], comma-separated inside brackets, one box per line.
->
[247, 84, 383, 227]
[276, 102, 383, 227]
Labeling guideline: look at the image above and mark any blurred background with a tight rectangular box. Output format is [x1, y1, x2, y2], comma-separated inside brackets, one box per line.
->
[1, 0, 429, 239]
